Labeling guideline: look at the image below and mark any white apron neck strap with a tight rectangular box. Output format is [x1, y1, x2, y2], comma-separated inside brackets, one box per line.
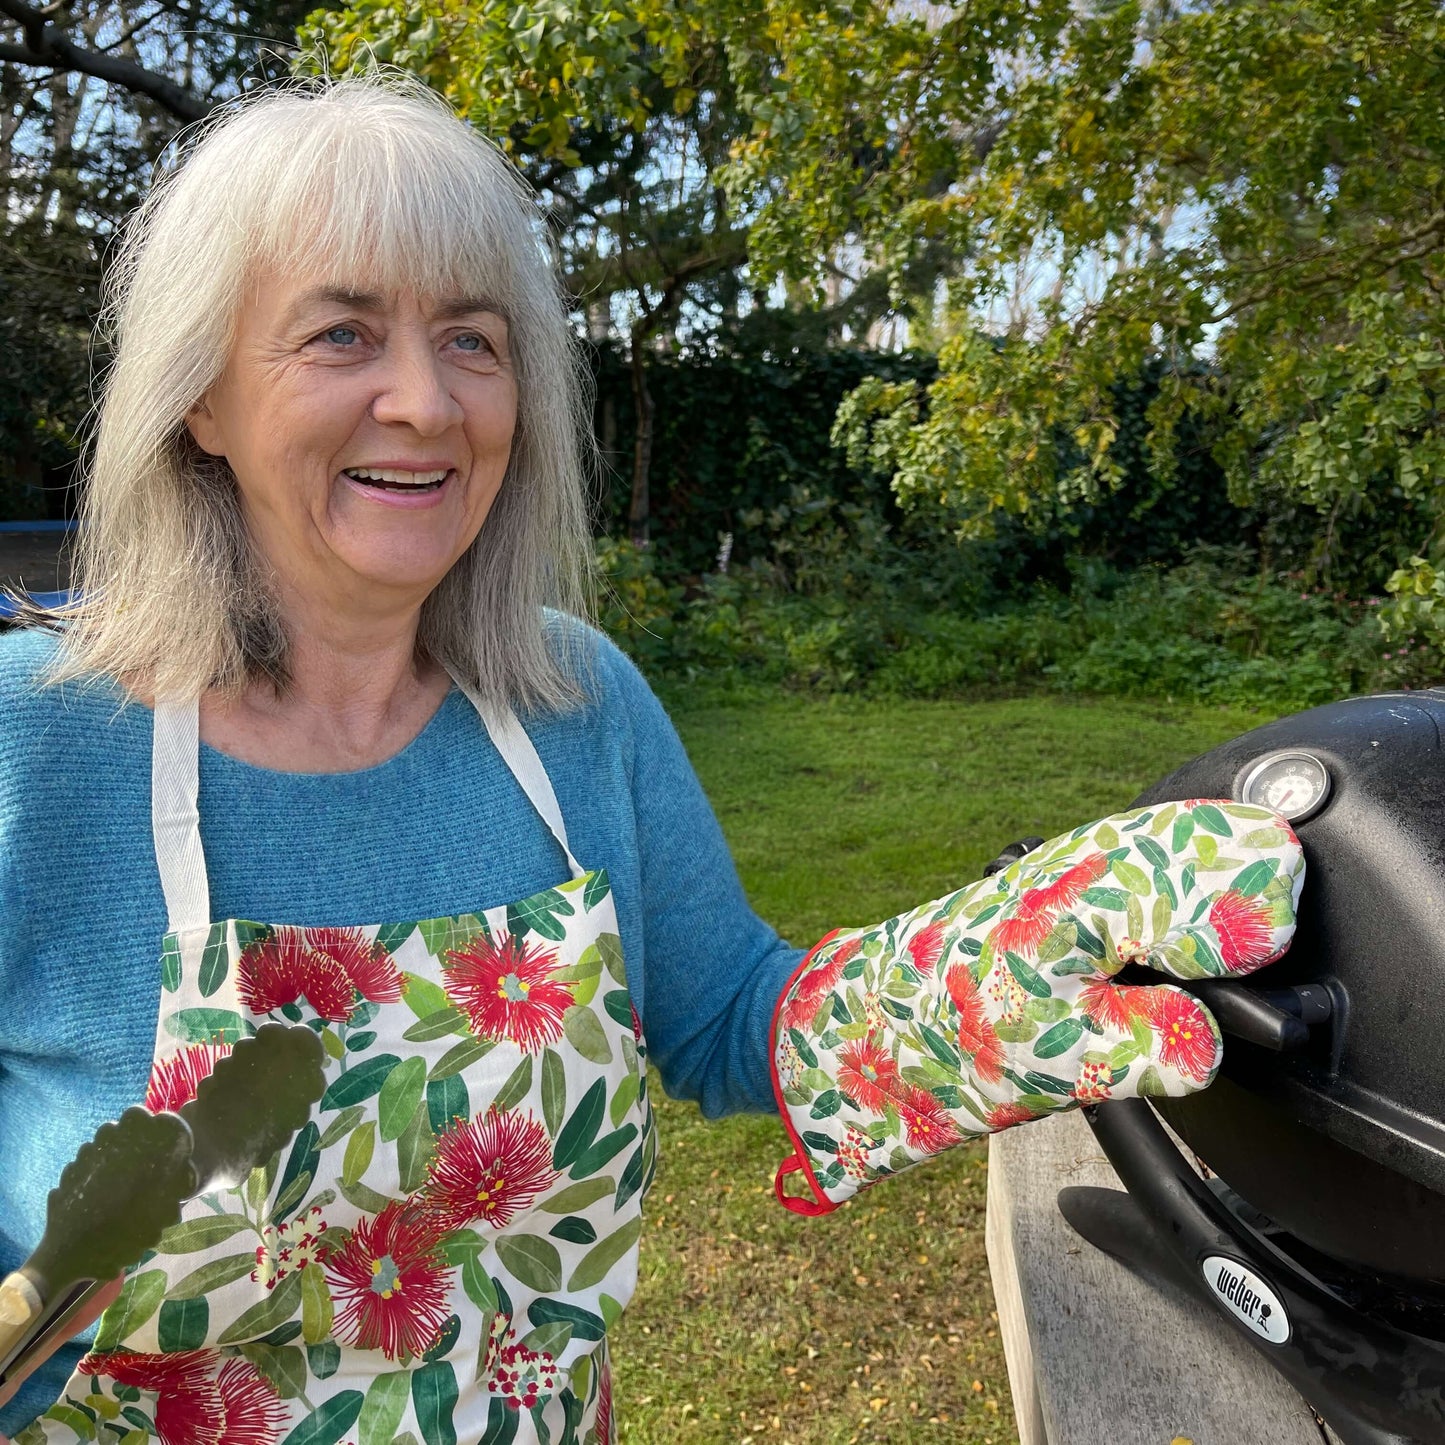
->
[448, 672, 585, 881]
[151, 697, 213, 934]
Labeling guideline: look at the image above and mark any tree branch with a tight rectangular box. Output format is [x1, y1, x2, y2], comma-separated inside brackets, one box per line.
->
[0, 0, 209, 120]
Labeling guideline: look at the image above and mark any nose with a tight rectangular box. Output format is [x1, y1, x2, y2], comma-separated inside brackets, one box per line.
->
[370, 332, 464, 436]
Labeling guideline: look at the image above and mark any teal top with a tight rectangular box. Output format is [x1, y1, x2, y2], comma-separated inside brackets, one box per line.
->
[0, 624, 803, 1430]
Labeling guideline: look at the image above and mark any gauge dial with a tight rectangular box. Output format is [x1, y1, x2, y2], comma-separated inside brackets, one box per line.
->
[1238, 751, 1331, 822]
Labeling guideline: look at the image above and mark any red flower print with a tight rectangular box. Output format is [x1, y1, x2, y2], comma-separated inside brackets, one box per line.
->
[989, 851, 1108, 958]
[782, 937, 859, 1032]
[1208, 890, 1276, 972]
[945, 965, 1005, 1085]
[1145, 988, 1219, 1083]
[80, 1351, 285, 1445]
[1073, 1059, 1114, 1104]
[595, 1360, 613, 1441]
[985, 1100, 1044, 1131]
[305, 927, 404, 1004]
[836, 1036, 901, 1113]
[896, 1085, 964, 1154]
[905, 921, 946, 974]
[420, 1110, 558, 1232]
[239, 927, 402, 1024]
[837, 1123, 877, 1181]
[145, 1042, 232, 1113]
[238, 929, 353, 1023]
[481, 1313, 563, 1411]
[442, 932, 572, 1052]
[1078, 977, 1152, 1034]
[325, 1201, 453, 1361]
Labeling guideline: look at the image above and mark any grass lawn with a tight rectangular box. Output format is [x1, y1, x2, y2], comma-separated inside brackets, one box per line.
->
[613, 691, 1271, 1444]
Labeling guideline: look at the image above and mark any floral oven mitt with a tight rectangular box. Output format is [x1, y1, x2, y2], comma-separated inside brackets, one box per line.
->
[771, 800, 1305, 1214]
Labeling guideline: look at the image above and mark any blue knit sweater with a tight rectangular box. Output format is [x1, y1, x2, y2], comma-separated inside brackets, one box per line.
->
[0, 624, 803, 1431]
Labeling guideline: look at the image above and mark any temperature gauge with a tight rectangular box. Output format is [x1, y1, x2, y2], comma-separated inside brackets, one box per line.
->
[1238, 751, 1332, 823]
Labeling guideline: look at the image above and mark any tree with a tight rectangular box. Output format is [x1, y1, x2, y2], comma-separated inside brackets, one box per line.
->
[1, 0, 308, 510]
[301, 0, 757, 545]
[717, 0, 1444, 606]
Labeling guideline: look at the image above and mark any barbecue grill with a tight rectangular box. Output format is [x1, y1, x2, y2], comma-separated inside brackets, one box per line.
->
[1052, 689, 1445, 1445]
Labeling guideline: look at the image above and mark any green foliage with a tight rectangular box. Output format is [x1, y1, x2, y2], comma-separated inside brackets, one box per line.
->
[718, 0, 1445, 626]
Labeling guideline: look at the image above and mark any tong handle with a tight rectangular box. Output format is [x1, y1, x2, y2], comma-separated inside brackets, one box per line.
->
[0, 1276, 94, 1389]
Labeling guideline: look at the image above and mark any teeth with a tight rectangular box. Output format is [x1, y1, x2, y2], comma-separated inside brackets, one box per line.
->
[343, 467, 449, 486]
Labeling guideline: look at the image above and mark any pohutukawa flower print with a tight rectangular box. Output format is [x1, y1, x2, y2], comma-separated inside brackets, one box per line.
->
[325, 1201, 453, 1361]
[1078, 976, 1152, 1034]
[836, 1036, 900, 1113]
[905, 921, 946, 974]
[442, 930, 572, 1052]
[1146, 988, 1220, 1082]
[422, 1109, 558, 1232]
[144, 1042, 232, 1113]
[946, 965, 1005, 1084]
[79, 1350, 286, 1445]
[989, 851, 1108, 958]
[238, 926, 402, 1023]
[986, 1100, 1044, 1131]
[897, 1085, 964, 1154]
[481, 1313, 564, 1411]
[305, 926, 404, 1003]
[781, 937, 857, 1032]
[1208, 890, 1276, 971]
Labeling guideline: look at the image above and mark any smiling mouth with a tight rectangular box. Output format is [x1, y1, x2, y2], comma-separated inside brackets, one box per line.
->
[343, 466, 451, 492]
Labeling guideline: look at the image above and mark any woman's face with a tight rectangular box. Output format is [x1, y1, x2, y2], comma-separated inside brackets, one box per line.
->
[187, 270, 518, 622]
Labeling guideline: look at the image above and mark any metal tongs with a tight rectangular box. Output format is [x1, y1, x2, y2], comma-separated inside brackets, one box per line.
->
[0, 1023, 326, 1387]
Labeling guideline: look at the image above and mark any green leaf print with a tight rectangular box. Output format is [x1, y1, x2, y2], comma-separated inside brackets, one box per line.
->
[165, 1009, 248, 1046]
[608, 1071, 640, 1129]
[239, 1343, 308, 1399]
[522, 1321, 573, 1360]
[596, 933, 626, 985]
[218, 1267, 305, 1345]
[496, 1235, 563, 1293]
[1230, 858, 1279, 896]
[301, 1261, 334, 1344]
[460, 1249, 499, 1312]
[307, 1341, 341, 1380]
[402, 972, 451, 1018]
[359, 1372, 411, 1445]
[198, 924, 230, 998]
[479, 1397, 519, 1445]
[1191, 803, 1233, 837]
[420, 914, 486, 960]
[1171, 811, 1196, 851]
[491, 1055, 534, 1114]
[1135, 836, 1170, 871]
[378, 1057, 427, 1142]
[160, 937, 181, 993]
[412, 1361, 460, 1445]
[170, 1252, 257, 1301]
[317, 1105, 365, 1150]
[157, 1296, 209, 1351]
[1080, 886, 1131, 911]
[153, 1215, 252, 1254]
[320, 1055, 402, 1111]
[1005, 953, 1052, 1000]
[42, 1406, 95, 1440]
[1033, 1018, 1087, 1059]
[547, 1216, 596, 1246]
[540, 1049, 566, 1136]
[280, 1390, 364, 1445]
[427, 1074, 469, 1134]
[1111, 860, 1152, 896]
[94, 1270, 167, 1350]
[809, 1090, 844, 1119]
[562, 1006, 613, 1065]
[376, 921, 417, 954]
[537, 1177, 614, 1214]
[428, 1037, 495, 1081]
[273, 1123, 321, 1223]
[507, 889, 575, 942]
[527, 1297, 606, 1342]
[339, 1177, 393, 1214]
[582, 871, 610, 911]
[567, 1217, 643, 1291]
[423, 1313, 462, 1363]
[397, 1099, 435, 1193]
[403, 1008, 470, 1043]
[343, 1122, 375, 1186]
[552, 1079, 605, 1170]
[569, 1124, 637, 1181]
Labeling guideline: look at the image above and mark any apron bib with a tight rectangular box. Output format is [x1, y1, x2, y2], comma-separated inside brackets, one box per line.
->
[26, 680, 656, 1445]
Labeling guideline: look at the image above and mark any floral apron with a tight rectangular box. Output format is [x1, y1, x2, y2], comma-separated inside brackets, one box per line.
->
[26, 678, 656, 1445]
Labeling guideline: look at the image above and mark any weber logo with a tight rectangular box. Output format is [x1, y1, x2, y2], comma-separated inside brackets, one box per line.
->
[1202, 1255, 1290, 1344]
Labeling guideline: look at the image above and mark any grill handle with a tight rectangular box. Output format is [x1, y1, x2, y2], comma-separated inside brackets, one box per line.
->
[1180, 980, 1314, 1052]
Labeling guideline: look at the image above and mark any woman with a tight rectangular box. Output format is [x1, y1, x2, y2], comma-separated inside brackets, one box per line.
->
[0, 75, 1301, 1445]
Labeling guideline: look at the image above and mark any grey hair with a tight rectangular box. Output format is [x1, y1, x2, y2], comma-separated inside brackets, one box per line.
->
[34, 71, 597, 712]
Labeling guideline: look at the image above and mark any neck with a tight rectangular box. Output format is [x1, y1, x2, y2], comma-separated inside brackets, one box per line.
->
[199, 594, 454, 773]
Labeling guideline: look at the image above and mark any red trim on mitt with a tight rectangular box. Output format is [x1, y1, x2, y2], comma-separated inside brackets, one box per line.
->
[770, 928, 844, 1217]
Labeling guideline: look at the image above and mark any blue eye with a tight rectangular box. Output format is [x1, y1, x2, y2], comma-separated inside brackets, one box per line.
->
[325, 326, 358, 346]
[455, 333, 484, 352]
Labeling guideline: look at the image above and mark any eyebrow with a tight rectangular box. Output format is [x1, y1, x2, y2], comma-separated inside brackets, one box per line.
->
[285, 286, 505, 325]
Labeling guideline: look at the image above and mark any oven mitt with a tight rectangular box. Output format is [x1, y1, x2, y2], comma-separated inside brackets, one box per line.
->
[771, 800, 1304, 1214]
